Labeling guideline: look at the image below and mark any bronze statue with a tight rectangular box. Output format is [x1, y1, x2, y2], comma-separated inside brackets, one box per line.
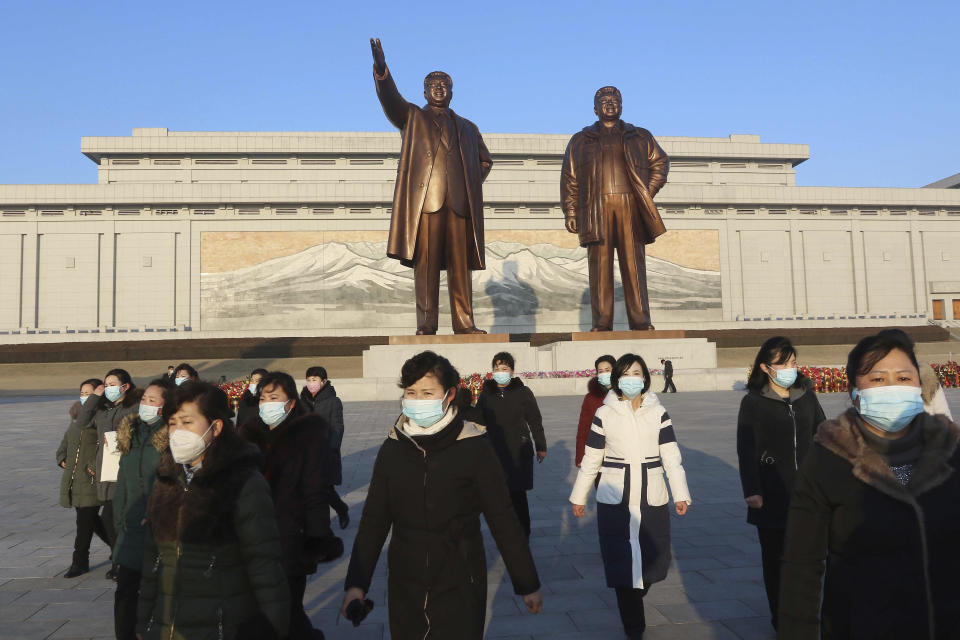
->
[370, 38, 491, 335]
[561, 86, 669, 331]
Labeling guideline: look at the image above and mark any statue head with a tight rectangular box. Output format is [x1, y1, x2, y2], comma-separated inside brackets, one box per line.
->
[424, 71, 453, 108]
[594, 86, 622, 123]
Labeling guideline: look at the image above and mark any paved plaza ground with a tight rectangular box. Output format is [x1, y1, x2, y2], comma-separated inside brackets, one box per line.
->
[2, 389, 958, 639]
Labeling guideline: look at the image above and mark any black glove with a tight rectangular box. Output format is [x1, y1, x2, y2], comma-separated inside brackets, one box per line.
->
[305, 535, 344, 564]
[345, 598, 374, 627]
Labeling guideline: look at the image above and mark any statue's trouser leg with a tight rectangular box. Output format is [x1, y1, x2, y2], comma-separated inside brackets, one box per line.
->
[445, 208, 477, 333]
[587, 197, 619, 330]
[610, 194, 651, 329]
[414, 210, 444, 333]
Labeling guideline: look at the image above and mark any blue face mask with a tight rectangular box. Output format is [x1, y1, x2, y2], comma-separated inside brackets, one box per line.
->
[854, 385, 924, 433]
[259, 401, 290, 429]
[138, 404, 162, 424]
[175, 377, 188, 386]
[492, 372, 512, 385]
[104, 385, 123, 403]
[597, 372, 612, 388]
[770, 367, 798, 388]
[248, 383, 258, 395]
[618, 376, 645, 399]
[79, 395, 89, 406]
[402, 394, 447, 428]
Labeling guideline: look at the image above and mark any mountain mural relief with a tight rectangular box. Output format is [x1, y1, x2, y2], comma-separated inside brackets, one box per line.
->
[200, 231, 721, 332]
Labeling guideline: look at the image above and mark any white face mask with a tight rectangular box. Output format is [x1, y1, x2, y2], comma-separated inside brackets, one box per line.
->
[248, 383, 258, 395]
[138, 404, 162, 424]
[169, 423, 216, 464]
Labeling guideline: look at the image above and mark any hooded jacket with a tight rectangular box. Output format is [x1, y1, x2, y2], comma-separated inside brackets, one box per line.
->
[345, 407, 540, 640]
[56, 401, 102, 509]
[736, 375, 825, 527]
[112, 413, 168, 570]
[778, 410, 960, 639]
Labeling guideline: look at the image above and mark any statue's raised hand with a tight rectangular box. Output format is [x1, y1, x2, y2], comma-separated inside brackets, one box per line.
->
[370, 38, 386, 75]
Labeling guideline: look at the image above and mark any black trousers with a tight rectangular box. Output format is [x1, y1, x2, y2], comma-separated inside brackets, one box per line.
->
[288, 574, 320, 639]
[662, 376, 677, 393]
[757, 526, 786, 629]
[114, 565, 141, 640]
[73, 505, 109, 564]
[509, 490, 531, 538]
[326, 486, 348, 517]
[615, 586, 649, 637]
[101, 499, 117, 549]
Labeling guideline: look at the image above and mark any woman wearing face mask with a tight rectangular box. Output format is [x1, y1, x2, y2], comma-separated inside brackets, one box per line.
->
[575, 354, 616, 467]
[76, 368, 141, 581]
[779, 329, 960, 639]
[735, 336, 825, 631]
[240, 371, 342, 640]
[569, 353, 691, 640]
[236, 368, 267, 428]
[459, 351, 546, 538]
[299, 366, 350, 529]
[342, 350, 543, 639]
[171, 363, 198, 387]
[111, 379, 170, 639]
[56, 378, 110, 578]
[137, 381, 289, 640]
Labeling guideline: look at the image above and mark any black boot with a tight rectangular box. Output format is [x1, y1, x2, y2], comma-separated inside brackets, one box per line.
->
[105, 563, 119, 581]
[64, 552, 89, 578]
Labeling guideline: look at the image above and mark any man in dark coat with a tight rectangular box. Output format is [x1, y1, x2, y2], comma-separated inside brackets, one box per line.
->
[562, 86, 669, 331]
[370, 37, 492, 335]
[300, 366, 349, 528]
[240, 371, 342, 640]
[660, 358, 677, 393]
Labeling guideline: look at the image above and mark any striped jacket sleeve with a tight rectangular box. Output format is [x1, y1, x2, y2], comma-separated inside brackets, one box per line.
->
[658, 410, 692, 505]
[569, 410, 605, 505]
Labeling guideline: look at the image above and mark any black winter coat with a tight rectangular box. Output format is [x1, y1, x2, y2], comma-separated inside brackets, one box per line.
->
[236, 389, 258, 430]
[778, 410, 960, 640]
[240, 405, 340, 577]
[138, 431, 289, 640]
[345, 410, 540, 640]
[462, 378, 547, 491]
[736, 376, 825, 528]
[300, 383, 345, 485]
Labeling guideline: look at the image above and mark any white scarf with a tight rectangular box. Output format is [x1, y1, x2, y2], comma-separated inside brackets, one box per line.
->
[399, 404, 458, 438]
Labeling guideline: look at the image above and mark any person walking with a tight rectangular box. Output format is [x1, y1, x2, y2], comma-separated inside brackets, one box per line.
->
[461, 352, 547, 538]
[736, 337, 825, 631]
[171, 363, 198, 386]
[56, 378, 109, 578]
[111, 379, 170, 639]
[660, 358, 677, 393]
[570, 353, 691, 639]
[241, 372, 342, 640]
[300, 366, 350, 529]
[236, 368, 267, 428]
[136, 381, 289, 640]
[342, 351, 542, 638]
[779, 329, 960, 639]
[576, 354, 616, 467]
[77, 368, 141, 581]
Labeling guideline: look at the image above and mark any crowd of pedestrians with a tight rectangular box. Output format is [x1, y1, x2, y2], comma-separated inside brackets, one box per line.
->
[52, 328, 959, 639]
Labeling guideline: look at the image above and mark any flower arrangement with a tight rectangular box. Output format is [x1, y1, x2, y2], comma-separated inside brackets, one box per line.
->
[218, 378, 249, 411]
[932, 361, 959, 389]
[799, 366, 849, 393]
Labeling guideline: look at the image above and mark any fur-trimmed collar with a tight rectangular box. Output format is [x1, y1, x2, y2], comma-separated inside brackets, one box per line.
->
[482, 377, 524, 394]
[816, 409, 959, 501]
[919, 364, 943, 405]
[116, 413, 168, 455]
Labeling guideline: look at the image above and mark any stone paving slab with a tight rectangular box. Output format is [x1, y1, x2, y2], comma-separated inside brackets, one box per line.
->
[1, 390, 957, 639]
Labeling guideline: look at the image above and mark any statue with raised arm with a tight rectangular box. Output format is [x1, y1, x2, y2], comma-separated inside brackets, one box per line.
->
[562, 86, 670, 331]
[370, 38, 492, 335]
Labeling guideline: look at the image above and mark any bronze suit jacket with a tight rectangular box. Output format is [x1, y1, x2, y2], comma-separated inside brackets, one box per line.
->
[561, 121, 670, 246]
[374, 66, 493, 270]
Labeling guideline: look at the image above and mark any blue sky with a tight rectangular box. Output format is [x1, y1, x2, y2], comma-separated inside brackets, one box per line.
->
[0, 0, 956, 187]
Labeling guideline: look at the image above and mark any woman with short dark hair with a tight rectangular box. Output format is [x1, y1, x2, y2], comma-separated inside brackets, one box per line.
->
[736, 336, 825, 631]
[575, 354, 616, 467]
[300, 365, 349, 528]
[172, 363, 198, 386]
[56, 377, 109, 578]
[342, 350, 543, 638]
[137, 381, 289, 640]
[570, 353, 691, 639]
[779, 329, 960, 638]
[236, 368, 268, 428]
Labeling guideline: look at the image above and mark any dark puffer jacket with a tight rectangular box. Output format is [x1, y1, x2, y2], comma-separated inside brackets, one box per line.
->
[112, 413, 167, 570]
[736, 376, 825, 527]
[56, 401, 102, 508]
[240, 405, 340, 576]
[345, 410, 540, 640]
[300, 383, 345, 485]
[778, 410, 960, 640]
[463, 378, 547, 491]
[137, 430, 289, 640]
